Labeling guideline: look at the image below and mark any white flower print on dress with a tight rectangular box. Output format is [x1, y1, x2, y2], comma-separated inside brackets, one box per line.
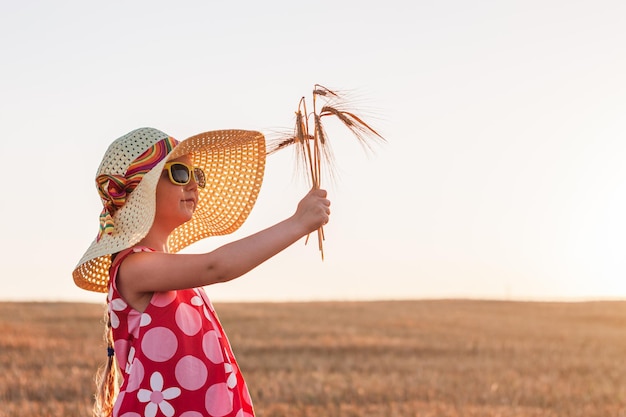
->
[141, 312, 152, 327]
[125, 346, 136, 374]
[190, 295, 203, 307]
[110, 297, 128, 329]
[225, 362, 237, 389]
[137, 371, 181, 417]
[195, 288, 220, 330]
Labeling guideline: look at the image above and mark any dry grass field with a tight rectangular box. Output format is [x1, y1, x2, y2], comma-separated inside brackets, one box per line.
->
[1, 299, 625, 417]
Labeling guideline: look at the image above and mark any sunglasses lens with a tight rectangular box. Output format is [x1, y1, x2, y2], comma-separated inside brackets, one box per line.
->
[170, 163, 190, 185]
[193, 168, 206, 188]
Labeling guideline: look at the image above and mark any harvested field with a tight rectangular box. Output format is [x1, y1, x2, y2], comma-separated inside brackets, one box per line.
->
[1, 300, 625, 416]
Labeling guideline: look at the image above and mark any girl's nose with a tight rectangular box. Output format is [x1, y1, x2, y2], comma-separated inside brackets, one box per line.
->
[185, 177, 199, 191]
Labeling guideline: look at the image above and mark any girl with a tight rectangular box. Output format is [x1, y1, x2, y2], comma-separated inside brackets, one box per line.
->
[73, 127, 330, 417]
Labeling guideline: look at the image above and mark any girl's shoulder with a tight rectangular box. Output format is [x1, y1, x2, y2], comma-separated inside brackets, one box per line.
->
[109, 246, 157, 300]
[111, 246, 155, 267]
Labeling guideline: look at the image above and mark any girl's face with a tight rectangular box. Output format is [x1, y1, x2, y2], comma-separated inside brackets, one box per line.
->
[154, 155, 199, 232]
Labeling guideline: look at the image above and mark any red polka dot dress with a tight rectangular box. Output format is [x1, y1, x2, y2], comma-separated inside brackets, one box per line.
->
[108, 247, 255, 417]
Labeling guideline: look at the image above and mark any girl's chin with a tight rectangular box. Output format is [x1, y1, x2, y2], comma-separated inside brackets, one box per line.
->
[179, 212, 194, 223]
[182, 200, 196, 213]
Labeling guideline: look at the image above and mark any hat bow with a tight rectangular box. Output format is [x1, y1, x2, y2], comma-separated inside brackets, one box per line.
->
[95, 136, 179, 241]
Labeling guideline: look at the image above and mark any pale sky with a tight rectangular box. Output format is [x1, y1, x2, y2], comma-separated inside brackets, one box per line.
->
[2, 0, 626, 303]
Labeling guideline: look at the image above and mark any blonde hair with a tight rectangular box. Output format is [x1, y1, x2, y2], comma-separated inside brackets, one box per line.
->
[93, 308, 119, 417]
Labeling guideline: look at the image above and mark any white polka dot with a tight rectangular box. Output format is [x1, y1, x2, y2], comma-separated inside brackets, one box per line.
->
[175, 355, 208, 390]
[175, 303, 202, 336]
[142, 327, 178, 362]
[205, 383, 234, 417]
[180, 412, 203, 417]
[202, 330, 224, 364]
[191, 295, 203, 306]
[111, 298, 127, 311]
[110, 313, 120, 329]
[151, 291, 177, 307]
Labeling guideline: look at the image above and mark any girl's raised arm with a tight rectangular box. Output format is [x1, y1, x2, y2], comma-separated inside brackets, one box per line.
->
[116, 188, 330, 307]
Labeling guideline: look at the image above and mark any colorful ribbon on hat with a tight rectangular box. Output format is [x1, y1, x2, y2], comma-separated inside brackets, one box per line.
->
[96, 136, 179, 241]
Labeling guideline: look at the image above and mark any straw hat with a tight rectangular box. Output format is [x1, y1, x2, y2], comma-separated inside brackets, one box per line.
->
[73, 127, 266, 293]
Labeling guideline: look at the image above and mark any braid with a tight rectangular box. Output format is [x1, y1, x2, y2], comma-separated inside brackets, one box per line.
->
[93, 306, 119, 417]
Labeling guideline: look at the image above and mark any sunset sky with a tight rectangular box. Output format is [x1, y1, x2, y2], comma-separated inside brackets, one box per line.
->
[2, 0, 625, 303]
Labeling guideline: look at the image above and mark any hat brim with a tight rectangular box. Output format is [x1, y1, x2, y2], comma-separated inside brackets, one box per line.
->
[73, 129, 266, 293]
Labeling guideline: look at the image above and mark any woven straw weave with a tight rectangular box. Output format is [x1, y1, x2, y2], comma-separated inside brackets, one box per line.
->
[73, 128, 266, 293]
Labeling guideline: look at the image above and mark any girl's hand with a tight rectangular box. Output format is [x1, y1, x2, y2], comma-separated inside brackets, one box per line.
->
[293, 188, 331, 234]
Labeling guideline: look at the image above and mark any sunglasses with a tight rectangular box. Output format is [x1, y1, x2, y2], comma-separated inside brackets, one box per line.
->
[163, 162, 206, 188]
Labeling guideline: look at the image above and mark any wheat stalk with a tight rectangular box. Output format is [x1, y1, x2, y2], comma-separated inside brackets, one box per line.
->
[268, 84, 385, 259]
